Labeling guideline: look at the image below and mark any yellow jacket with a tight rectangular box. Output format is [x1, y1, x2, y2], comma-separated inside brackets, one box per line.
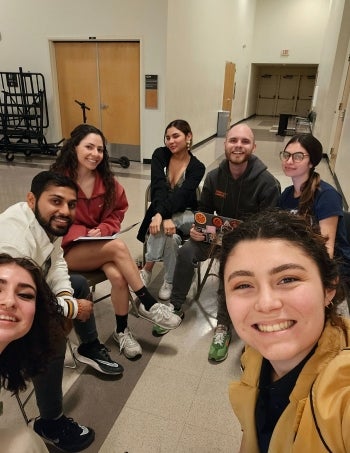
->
[229, 319, 350, 452]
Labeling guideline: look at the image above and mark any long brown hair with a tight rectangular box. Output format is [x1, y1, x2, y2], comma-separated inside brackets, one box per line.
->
[164, 119, 193, 149]
[219, 209, 346, 330]
[284, 134, 323, 217]
[51, 124, 116, 209]
[0, 254, 63, 392]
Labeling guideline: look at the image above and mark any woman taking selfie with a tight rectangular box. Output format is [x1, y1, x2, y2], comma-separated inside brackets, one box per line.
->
[220, 210, 350, 452]
[0, 253, 62, 453]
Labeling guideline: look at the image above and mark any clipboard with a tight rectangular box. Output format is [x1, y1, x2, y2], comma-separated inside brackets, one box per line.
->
[73, 222, 139, 242]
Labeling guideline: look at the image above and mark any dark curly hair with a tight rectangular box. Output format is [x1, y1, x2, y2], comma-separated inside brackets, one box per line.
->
[219, 209, 346, 329]
[0, 254, 64, 393]
[50, 124, 116, 210]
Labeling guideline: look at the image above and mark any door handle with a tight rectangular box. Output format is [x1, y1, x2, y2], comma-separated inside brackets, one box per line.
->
[100, 103, 109, 110]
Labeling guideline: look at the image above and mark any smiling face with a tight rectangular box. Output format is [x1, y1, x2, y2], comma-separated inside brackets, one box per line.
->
[281, 142, 312, 180]
[224, 124, 256, 167]
[75, 133, 104, 170]
[224, 238, 335, 377]
[164, 126, 192, 155]
[0, 263, 37, 353]
[27, 185, 77, 237]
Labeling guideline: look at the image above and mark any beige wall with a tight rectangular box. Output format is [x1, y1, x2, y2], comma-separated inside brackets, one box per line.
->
[165, 0, 256, 142]
[252, 0, 331, 64]
[1, 0, 344, 167]
[0, 0, 168, 160]
[312, 0, 350, 205]
[332, 34, 350, 207]
[313, 0, 347, 148]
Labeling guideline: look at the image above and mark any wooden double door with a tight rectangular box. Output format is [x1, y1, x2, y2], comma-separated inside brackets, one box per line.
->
[54, 41, 140, 161]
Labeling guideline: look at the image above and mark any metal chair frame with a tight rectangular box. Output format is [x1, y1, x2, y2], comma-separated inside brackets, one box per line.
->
[194, 252, 219, 301]
[15, 269, 139, 424]
[15, 338, 77, 425]
[73, 269, 139, 316]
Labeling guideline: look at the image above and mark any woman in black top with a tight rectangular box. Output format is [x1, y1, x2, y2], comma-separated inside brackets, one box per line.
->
[138, 120, 205, 305]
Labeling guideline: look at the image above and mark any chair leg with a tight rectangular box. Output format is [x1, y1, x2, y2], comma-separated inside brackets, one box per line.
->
[195, 256, 217, 300]
[14, 338, 77, 425]
[196, 262, 201, 293]
[15, 389, 35, 424]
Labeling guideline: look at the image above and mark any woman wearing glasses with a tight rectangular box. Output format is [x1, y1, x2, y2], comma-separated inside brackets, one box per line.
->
[279, 133, 350, 296]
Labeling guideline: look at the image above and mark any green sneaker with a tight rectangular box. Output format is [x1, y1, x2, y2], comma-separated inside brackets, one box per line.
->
[208, 325, 231, 362]
[152, 307, 184, 336]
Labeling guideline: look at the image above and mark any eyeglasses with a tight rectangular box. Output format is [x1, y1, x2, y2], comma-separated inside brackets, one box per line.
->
[279, 150, 309, 163]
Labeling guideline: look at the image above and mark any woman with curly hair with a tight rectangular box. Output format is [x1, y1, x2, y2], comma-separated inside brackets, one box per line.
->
[0, 253, 63, 452]
[221, 209, 350, 452]
[51, 124, 181, 360]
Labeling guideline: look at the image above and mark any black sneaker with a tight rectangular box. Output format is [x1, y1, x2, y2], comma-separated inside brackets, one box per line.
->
[74, 342, 124, 375]
[33, 415, 95, 452]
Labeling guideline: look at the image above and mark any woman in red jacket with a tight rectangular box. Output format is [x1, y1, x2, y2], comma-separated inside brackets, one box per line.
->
[51, 124, 181, 360]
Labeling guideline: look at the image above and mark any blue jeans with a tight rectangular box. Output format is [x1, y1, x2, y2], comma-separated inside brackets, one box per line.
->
[33, 275, 98, 419]
[145, 210, 194, 283]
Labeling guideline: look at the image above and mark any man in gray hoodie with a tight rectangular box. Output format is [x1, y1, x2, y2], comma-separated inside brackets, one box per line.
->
[166, 123, 281, 361]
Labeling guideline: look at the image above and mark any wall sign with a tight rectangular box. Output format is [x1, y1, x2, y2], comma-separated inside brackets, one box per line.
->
[145, 74, 158, 109]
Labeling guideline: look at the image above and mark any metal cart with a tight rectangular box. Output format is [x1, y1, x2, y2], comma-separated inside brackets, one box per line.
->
[0, 67, 63, 161]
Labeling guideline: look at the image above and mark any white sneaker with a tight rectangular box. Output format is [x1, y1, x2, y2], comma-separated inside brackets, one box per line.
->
[140, 268, 152, 286]
[158, 281, 173, 300]
[113, 327, 142, 359]
[138, 302, 182, 329]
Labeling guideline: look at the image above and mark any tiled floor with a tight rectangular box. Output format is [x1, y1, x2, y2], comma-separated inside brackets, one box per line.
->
[0, 116, 338, 452]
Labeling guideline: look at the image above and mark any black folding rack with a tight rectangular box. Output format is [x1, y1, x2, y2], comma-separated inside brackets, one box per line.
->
[0, 67, 63, 161]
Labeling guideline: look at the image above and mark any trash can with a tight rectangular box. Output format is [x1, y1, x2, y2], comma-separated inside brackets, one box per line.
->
[217, 111, 230, 137]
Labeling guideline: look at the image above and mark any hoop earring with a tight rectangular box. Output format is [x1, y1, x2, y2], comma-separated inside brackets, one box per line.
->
[327, 299, 334, 307]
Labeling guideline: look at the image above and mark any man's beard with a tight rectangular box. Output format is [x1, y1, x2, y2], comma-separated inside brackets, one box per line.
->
[227, 151, 250, 165]
[35, 206, 73, 237]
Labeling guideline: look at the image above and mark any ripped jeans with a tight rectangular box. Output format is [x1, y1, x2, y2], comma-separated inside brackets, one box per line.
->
[145, 210, 194, 283]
